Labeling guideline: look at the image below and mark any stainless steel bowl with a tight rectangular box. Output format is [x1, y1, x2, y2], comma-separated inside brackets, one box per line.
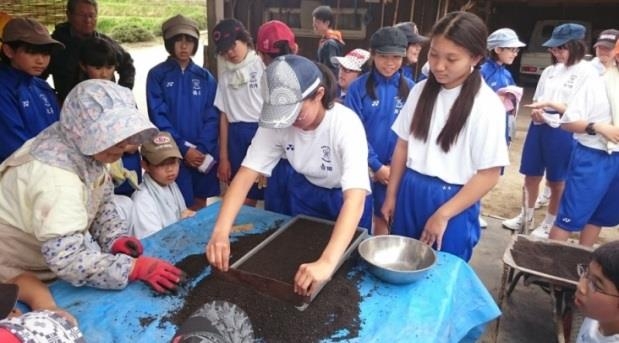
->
[358, 235, 437, 284]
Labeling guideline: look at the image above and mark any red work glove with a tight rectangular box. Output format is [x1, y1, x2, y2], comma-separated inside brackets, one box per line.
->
[129, 256, 184, 293]
[111, 236, 143, 257]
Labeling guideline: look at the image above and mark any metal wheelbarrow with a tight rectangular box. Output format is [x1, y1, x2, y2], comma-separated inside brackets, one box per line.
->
[494, 234, 593, 343]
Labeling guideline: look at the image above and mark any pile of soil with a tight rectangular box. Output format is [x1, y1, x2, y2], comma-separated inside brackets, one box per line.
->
[511, 237, 591, 282]
[169, 221, 364, 342]
[238, 217, 364, 282]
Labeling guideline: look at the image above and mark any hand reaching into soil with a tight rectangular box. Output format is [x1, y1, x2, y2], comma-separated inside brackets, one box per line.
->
[293, 259, 333, 296]
[206, 231, 231, 271]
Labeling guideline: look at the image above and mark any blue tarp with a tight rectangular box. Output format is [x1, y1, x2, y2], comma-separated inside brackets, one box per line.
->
[50, 203, 500, 342]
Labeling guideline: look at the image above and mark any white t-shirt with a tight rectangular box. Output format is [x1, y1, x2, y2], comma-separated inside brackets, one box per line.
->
[214, 55, 264, 123]
[577, 317, 619, 343]
[130, 175, 186, 239]
[243, 103, 371, 192]
[561, 72, 616, 151]
[392, 80, 509, 185]
[534, 61, 599, 110]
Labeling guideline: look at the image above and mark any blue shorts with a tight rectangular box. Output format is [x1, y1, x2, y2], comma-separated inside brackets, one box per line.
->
[519, 122, 575, 181]
[264, 159, 293, 215]
[556, 144, 619, 231]
[229, 122, 263, 200]
[288, 171, 373, 230]
[371, 181, 386, 217]
[176, 164, 220, 207]
[391, 169, 480, 261]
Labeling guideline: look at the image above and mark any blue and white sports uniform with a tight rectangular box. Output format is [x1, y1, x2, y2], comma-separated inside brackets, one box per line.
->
[391, 80, 509, 261]
[214, 54, 265, 200]
[345, 70, 414, 219]
[147, 58, 220, 206]
[480, 58, 515, 92]
[243, 103, 373, 229]
[556, 73, 619, 232]
[0, 64, 60, 162]
[520, 61, 597, 181]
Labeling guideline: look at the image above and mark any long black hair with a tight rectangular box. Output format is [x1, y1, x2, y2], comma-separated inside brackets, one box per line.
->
[364, 60, 410, 101]
[410, 11, 487, 153]
[313, 62, 337, 110]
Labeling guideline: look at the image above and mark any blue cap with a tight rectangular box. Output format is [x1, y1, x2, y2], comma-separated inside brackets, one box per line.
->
[542, 23, 585, 48]
[260, 55, 323, 129]
[487, 28, 526, 50]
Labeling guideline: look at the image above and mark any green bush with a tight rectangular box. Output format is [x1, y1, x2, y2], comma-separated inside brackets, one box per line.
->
[96, 1, 207, 43]
[110, 23, 155, 43]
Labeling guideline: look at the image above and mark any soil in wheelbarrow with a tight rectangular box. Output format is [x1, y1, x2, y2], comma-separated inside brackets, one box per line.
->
[169, 220, 364, 342]
[511, 238, 592, 282]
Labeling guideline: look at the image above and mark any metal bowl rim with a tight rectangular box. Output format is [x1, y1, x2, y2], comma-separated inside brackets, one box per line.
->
[358, 235, 438, 274]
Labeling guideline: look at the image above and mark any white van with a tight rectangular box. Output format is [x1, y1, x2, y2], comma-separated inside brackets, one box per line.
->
[519, 20, 592, 84]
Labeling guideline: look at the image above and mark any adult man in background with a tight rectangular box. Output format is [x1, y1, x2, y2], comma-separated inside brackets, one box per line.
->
[46, 0, 135, 102]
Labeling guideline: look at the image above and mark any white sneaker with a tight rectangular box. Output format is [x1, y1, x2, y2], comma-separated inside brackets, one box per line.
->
[534, 194, 550, 209]
[479, 216, 488, 228]
[502, 213, 533, 232]
[530, 222, 552, 239]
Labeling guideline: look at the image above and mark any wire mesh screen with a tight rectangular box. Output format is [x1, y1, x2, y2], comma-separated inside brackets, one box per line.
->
[1, 1, 66, 27]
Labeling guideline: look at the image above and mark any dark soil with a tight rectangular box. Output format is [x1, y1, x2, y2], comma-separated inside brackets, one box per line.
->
[511, 237, 592, 282]
[169, 218, 364, 342]
[238, 217, 364, 282]
[138, 316, 155, 327]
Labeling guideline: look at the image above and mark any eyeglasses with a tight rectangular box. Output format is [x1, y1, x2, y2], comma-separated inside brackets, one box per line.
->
[501, 47, 520, 53]
[339, 66, 359, 74]
[577, 263, 619, 298]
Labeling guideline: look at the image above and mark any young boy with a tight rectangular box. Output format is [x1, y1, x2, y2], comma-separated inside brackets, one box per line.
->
[131, 131, 195, 239]
[78, 37, 118, 84]
[78, 36, 141, 200]
[0, 17, 64, 162]
[0, 272, 83, 343]
[575, 240, 619, 342]
[148, 14, 220, 210]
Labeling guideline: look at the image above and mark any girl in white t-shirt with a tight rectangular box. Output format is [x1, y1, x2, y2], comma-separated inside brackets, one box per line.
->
[547, 43, 619, 246]
[207, 55, 372, 296]
[503, 23, 598, 238]
[382, 11, 509, 261]
[212, 19, 265, 206]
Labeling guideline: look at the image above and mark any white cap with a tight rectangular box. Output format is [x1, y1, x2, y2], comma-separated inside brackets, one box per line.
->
[330, 49, 370, 72]
[487, 28, 526, 50]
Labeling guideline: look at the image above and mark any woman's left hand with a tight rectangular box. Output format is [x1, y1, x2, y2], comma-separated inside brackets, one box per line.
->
[420, 212, 449, 251]
[293, 259, 334, 297]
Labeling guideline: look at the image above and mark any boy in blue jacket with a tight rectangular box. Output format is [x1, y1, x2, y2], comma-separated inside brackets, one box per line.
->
[0, 17, 64, 162]
[147, 15, 220, 209]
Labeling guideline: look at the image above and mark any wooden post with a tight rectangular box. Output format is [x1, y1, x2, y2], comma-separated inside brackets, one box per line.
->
[393, 0, 400, 25]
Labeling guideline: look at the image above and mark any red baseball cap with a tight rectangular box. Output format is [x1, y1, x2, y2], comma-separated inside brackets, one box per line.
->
[257, 20, 296, 54]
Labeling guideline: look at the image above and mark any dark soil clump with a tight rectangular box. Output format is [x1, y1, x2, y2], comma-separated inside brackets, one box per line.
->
[511, 237, 591, 282]
[175, 253, 209, 279]
[138, 316, 155, 327]
[238, 217, 363, 282]
[169, 221, 364, 342]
